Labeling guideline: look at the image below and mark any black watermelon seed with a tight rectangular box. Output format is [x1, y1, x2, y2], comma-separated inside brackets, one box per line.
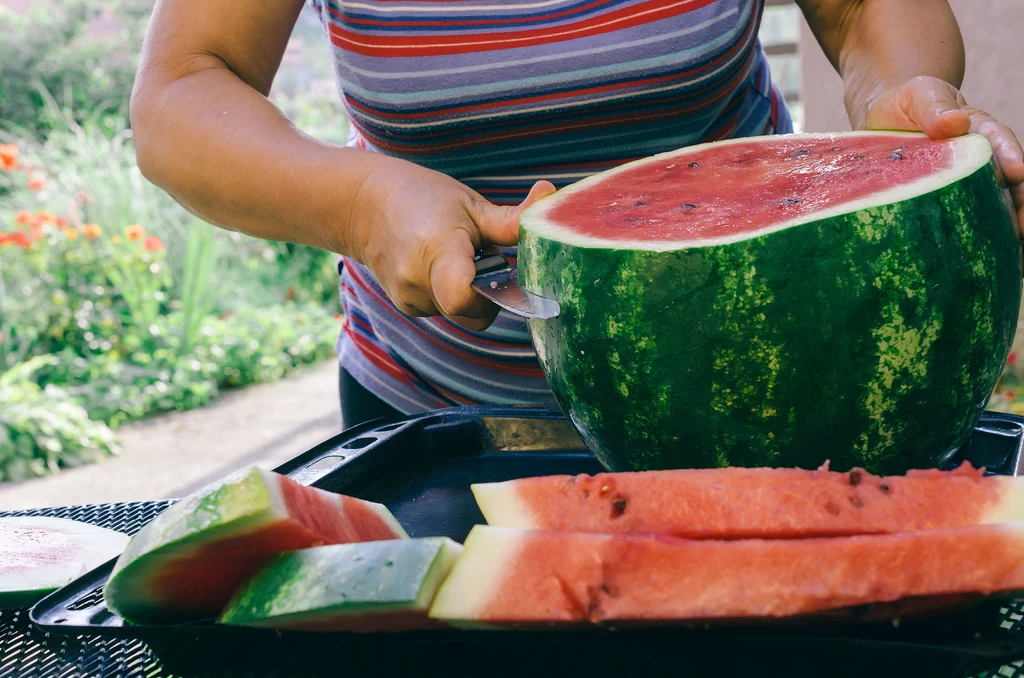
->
[852, 155, 865, 160]
[635, 201, 646, 206]
[890, 152, 904, 160]
[898, 145, 908, 150]
[626, 217, 639, 223]
[790, 149, 809, 157]
[783, 197, 800, 206]
[849, 470, 862, 486]
[683, 203, 696, 210]
[688, 162, 700, 168]
[829, 146, 841, 152]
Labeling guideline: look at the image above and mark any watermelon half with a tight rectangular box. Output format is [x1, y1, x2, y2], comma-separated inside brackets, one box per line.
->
[0, 517, 129, 609]
[428, 524, 1024, 628]
[103, 465, 407, 624]
[219, 538, 462, 632]
[519, 131, 1021, 474]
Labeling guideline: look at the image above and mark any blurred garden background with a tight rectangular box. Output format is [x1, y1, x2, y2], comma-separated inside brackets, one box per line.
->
[0, 0, 1022, 506]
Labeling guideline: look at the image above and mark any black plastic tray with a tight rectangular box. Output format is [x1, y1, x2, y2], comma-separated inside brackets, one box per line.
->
[28, 407, 1024, 678]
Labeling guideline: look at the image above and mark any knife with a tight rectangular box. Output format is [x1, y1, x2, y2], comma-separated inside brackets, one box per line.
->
[472, 252, 560, 320]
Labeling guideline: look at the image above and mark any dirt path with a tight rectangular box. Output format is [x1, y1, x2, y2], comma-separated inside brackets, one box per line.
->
[0, 361, 343, 510]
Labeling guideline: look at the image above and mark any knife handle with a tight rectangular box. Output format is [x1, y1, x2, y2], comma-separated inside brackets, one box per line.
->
[474, 252, 510, 276]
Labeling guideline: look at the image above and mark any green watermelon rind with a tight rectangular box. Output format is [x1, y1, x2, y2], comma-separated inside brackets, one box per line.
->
[103, 466, 283, 623]
[218, 538, 462, 629]
[519, 132, 1022, 474]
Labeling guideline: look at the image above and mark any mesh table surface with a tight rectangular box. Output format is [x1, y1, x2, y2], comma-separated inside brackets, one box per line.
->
[4, 500, 1024, 678]
[0, 501, 173, 678]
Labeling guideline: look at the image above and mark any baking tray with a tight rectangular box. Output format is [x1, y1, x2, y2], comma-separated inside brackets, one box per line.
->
[29, 407, 1024, 678]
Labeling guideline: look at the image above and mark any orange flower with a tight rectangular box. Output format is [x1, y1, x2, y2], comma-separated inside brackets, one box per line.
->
[125, 224, 145, 241]
[0, 231, 32, 249]
[0, 145, 18, 171]
[64, 228, 79, 240]
[143, 235, 164, 252]
[27, 175, 47, 191]
[82, 223, 102, 239]
[35, 210, 54, 224]
[111, 234, 122, 244]
[54, 216, 69, 228]
[15, 210, 32, 225]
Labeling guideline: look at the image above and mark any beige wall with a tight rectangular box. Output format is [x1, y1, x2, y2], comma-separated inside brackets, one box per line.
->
[800, 1, 1024, 136]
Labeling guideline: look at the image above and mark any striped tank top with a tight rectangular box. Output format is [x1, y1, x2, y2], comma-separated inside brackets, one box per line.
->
[310, 0, 793, 414]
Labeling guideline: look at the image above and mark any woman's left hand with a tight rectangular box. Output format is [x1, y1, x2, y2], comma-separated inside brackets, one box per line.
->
[858, 75, 1024, 234]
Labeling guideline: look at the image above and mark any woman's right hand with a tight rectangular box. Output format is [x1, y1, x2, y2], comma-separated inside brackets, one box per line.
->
[346, 156, 555, 332]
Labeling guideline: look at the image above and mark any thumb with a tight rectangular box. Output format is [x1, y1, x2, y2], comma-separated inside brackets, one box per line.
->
[469, 180, 556, 247]
[866, 76, 971, 139]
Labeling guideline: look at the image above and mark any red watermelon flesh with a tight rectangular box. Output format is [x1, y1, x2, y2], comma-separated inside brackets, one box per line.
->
[472, 461, 1024, 539]
[103, 465, 407, 624]
[428, 524, 1024, 627]
[545, 133, 956, 244]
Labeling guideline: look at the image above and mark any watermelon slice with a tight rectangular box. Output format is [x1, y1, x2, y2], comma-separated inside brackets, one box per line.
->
[219, 538, 462, 632]
[428, 524, 1024, 627]
[472, 461, 1024, 539]
[518, 131, 1021, 474]
[0, 517, 129, 609]
[104, 465, 407, 624]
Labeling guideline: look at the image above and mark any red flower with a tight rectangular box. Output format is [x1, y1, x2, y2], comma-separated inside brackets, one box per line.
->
[14, 210, 32, 225]
[0, 145, 18, 171]
[125, 224, 145, 241]
[143, 235, 164, 252]
[1009, 352, 1018, 366]
[0, 231, 32, 249]
[27, 175, 47, 191]
[54, 216, 69, 228]
[1006, 390, 1017, 401]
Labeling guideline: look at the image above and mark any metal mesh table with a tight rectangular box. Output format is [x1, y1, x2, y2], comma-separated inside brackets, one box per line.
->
[1, 501, 172, 678]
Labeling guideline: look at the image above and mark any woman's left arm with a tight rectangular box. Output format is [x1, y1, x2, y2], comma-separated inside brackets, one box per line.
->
[796, 0, 1024, 229]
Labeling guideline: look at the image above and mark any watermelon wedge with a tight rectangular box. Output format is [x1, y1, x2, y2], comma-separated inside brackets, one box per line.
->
[0, 517, 129, 609]
[219, 538, 462, 632]
[428, 524, 1024, 627]
[472, 461, 1024, 539]
[104, 465, 407, 624]
[519, 131, 1021, 474]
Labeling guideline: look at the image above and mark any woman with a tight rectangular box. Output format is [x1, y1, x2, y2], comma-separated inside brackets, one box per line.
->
[132, 0, 1024, 429]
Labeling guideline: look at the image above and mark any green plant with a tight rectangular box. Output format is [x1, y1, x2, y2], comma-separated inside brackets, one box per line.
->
[0, 355, 118, 482]
[0, 1, 149, 139]
[178, 219, 217, 356]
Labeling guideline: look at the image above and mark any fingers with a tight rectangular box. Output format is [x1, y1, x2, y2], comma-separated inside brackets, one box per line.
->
[972, 114, 1024, 186]
[469, 180, 557, 247]
[429, 228, 501, 331]
[866, 76, 970, 138]
[1012, 182, 1024, 240]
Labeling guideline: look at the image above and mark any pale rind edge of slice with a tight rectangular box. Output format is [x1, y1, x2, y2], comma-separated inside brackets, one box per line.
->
[983, 476, 1024, 525]
[428, 525, 524, 627]
[471, 481, 536, 530]
[520, 131, 993, 252]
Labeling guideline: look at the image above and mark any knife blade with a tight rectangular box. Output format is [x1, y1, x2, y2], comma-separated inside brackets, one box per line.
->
[471, 252, 560, 320]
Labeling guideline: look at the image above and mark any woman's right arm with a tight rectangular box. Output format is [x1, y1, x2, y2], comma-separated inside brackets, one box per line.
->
[132, 0, 552, 330]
